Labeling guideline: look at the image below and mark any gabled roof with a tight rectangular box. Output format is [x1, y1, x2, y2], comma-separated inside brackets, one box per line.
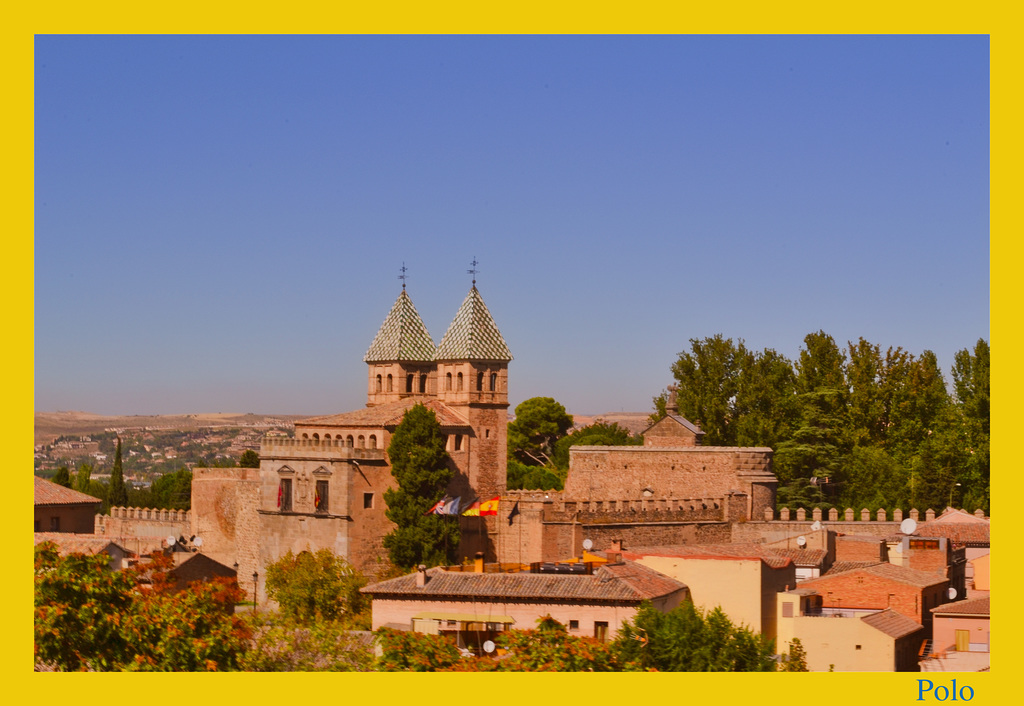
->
[435, 286, 512, 362]
[931, 596, 990, 617]
[364, 290, 436, 363]
[825, 561, 885, 576]
[362, 561, 684, 603]
[803, 561, 947, 589]
[642, 414, 704, 436]
[298, 398, 470, 430]
[861, 609, 925, 639]
[34, 476, 103, 507]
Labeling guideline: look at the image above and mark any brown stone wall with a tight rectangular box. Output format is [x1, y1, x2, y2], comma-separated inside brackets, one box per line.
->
[643, 417, 699, 447]
[190, 467, 260, 591]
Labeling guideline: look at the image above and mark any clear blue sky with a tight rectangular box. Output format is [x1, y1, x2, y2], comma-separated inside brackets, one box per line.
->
[34, 35, 989, 417]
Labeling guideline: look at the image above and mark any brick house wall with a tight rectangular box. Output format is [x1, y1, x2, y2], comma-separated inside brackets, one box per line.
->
[799, 570, 948, 631]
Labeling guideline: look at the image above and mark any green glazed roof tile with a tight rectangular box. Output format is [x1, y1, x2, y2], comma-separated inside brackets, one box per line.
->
[436, 286, 512, 362]
[364, 291, 436, 362]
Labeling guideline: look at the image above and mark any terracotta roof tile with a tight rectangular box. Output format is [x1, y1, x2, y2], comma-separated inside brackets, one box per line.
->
[931, 596, 990, 616]
[803, 561, 948, 589]
[34, 477, 104, 507]
[362, 561, 685, 603]
[299, 398, 469, 429]
[861, 609, 926, 639]
[364, 290, 436, 363]
[825, 561, 885, 575]
[435, 287, 512, 362]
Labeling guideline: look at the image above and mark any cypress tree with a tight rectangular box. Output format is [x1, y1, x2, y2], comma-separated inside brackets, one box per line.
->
[52, 466, 72, 488]
[107, 436, 128, 508]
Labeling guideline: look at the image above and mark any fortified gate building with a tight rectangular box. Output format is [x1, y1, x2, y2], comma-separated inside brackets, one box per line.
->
[190, 283, 778, 593]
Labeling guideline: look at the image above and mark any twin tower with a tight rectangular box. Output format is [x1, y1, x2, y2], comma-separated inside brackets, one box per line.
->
[362, 284, 513, 499]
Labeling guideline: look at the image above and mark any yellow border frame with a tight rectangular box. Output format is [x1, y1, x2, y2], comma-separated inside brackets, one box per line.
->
[10, 3, 1006, 703]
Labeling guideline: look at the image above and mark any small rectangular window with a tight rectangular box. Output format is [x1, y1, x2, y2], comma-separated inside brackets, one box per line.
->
[594, 622, 609, 642]
[782, 602, 794, 618]
[454, 434, 463, 451]
[279, 478, 293, 512]
[50, 516, 60, 531]
[569, 620, 579, 630]
[315, 480, 329, 514]
[363, 492, 374, 510]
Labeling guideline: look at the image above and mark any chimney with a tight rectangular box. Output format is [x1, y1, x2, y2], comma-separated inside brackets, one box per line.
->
[415, 564, 427, 587]
[610, 539, 623, 553]
[474, 551, 484, 573]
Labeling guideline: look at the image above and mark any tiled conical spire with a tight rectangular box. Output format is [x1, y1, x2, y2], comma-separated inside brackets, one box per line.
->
[436, 286, 513, 362]
[364, 290, 436, 362]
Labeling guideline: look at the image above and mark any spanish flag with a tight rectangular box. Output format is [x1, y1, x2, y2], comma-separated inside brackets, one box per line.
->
[479, 496, 500, 516]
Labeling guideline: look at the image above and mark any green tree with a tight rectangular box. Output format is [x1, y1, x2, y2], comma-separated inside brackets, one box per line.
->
[613, 601, 776, 672]
[239, 449, 261, 468]
[507, 397, 574, 466]
[264, 549, 369, 627]
[780, 638, 809, 671]
[382, 404, 459, 568]
[664, 335, 749, 446]
[240, 614, 374, 671]
[506, 458, 564, 491]
[51, 465, 72, 488]
[107, 436, 128, 508]
[74, 462, 93, 494]
[734, 348, 800, 449]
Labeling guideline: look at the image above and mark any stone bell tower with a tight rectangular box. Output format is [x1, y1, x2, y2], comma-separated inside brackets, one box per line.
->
[434, 284, 513, 499]
[364, 287, 437, 407]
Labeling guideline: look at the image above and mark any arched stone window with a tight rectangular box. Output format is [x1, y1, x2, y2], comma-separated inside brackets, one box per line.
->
[387, 374, 393, 392]
[313, 433, 319, 441]
[358, 435, 365, 448]
[477, 372, 484, 391]
[457, 372, 464, 391]
[376, 374, 382, 393]
[490, 372, 497, 391]
[346, 435, 354, 447]
[446, 372, 452, 391]
[406, 374, 414, 393]
[302, 433, 309, 439]
[419, 374, 427, 393]
[369, 434, 377, 449]
[324, 434, 331, 440]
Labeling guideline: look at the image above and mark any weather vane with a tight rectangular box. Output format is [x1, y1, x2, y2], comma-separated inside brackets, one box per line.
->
[467, 257, 479, 286]
[398, 262, 408, 290]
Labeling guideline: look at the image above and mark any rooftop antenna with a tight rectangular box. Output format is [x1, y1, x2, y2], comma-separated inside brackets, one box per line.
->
[398, 262, 408, 291]
[467, 257, 479, 287]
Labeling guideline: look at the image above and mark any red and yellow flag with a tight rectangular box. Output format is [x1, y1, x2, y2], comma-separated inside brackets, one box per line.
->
[479, 496, 500, 516]
[462, 501, 481, 517]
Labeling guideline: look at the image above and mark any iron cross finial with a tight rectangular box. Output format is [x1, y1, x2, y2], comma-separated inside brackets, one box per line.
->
[467, 257, 479, 286]
[398, 262, 408, 290]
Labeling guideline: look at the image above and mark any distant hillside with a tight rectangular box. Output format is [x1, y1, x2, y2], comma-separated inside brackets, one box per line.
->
[34, 411, 310, 446]
[569, 412, 651, 435]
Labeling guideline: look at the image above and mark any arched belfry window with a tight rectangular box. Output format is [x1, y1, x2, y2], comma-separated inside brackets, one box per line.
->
[419, 374, 427, 393]
[477, 372, 484, 391]
[346, 435, 354, 448]
[446, 373, 452, 391]
[490, 372, 498, 391]
[358, 435, 365, 448]
[387, 374, 393, 392]
[406, 374, 414, 393]
[376, 374, 382, 393]
[457, 373, 464, 391]
[369, 434, 377, 449]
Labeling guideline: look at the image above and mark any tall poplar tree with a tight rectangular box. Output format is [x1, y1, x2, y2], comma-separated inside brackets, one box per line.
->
[382, 404, 459, 569]
[107, 436, 128, 508]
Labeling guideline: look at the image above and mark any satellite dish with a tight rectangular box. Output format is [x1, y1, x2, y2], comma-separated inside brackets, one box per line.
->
[900, 518, 918, 535]
[166, 535, 177, 547]
[948, 587, 958, 600]
[796, 536, 807, 547]
[483, 640, 495, 654]
[582, 539, 594, 551]
[193, 536, 203, 548]
[811, 520, 822, 532]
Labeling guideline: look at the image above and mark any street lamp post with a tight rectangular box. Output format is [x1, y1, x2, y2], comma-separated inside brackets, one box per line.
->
[253, 571, 259, 613]
[949, 483, 962, 509]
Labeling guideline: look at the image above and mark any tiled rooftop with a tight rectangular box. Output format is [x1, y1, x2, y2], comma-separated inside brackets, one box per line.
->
[435, 286, 512, 362]
[803, 561, 948, 589]
[861, 609, 926, 639]
[299, 398, 470, 429]
[362, 560, 685, 603]
[619, 544, 795, 570]
[34, 476, 104, 506]
[364, 290, 437, 363]
[825, 561, 885, 575]
[931, 595, 990, 616]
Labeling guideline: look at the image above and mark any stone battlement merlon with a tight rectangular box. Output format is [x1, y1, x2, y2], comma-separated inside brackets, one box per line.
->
[764, 507, 988, 523]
